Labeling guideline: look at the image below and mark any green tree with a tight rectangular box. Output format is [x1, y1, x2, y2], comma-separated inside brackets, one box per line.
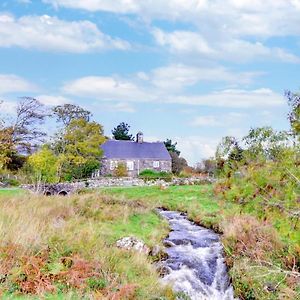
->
[164, 139, 180, 156]
[215, 136, 244, 171]
[243, 126, 289, 161]
[170, 152, 188, 175]
[215, 136, 240, 160]
[55, 118, 106, 180]
[52, 104, 92, 126]
[26, 146, 59, 184]
[111, 122, 134, 140]
[285, 90, 300, 137]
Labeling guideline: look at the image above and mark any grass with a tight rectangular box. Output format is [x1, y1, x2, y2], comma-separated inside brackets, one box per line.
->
[0, 189, 173, 299]
[0, 184, 299, 299]
[0, 188, 24, 197]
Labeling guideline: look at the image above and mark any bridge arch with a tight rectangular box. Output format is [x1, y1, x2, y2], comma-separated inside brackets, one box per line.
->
[58, 190, 68, 196]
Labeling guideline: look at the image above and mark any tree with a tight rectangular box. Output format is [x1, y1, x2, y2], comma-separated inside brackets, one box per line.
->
[170, 152, 188, 174]
[243, 127, 289, 161]
[54, 118, 106, 180]
[26, 146, 59, 184]
[215, 136, 240, 160]
[215, 136, 244, 171]
[12, 97, 48, 152]
[112, 122, 134, 140]
[52, 104, 92, 126]
[0, 97, 48, 169]
[164, 139, 180, 156]
[285, 90, 300, 137]
[196, 158, 217, 175]
[0, 127, 14, 169]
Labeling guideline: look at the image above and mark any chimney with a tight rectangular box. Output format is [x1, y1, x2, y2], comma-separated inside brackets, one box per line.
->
[136, 132, 143, 143]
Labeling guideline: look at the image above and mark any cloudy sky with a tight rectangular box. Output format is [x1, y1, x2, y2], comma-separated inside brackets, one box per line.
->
[1, 0, 299, 164]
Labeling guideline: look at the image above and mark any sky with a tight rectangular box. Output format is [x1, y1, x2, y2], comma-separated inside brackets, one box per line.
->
[0, 0, 299, 165]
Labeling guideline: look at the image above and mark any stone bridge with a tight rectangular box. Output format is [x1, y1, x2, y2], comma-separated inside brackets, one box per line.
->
[22, 182, 86, 196]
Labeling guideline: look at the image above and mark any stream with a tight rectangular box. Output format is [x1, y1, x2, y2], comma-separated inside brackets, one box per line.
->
[158, 210, 235, 300]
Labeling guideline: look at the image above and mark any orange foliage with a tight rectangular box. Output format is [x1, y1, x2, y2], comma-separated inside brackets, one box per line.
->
[0, 245, 137, 297]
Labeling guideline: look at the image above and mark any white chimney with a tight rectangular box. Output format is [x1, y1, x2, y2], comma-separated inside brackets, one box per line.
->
[136, 132, 143, 143]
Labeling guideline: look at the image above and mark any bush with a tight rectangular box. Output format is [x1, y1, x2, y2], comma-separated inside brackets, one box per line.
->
[139, 169, 172, 181]
[0, 177, 20, 187]
[114, 163, 128, 177]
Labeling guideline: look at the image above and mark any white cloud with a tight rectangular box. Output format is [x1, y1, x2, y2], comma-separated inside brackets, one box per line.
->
[174, 136, 219, 164]
[44, 0, 300, 37]
[147, 134, 219, 164]
[45, 1, 300, 64]
[0, 74, 36, 95]
[62, 74, 284, 108]
[153, 29, 300, 63]
[169, 88, 284, 108]
[100, 102, 136, 113]
[0, 13, 129, 53]
[62, 76, 148, 101]
[0, 100, 18, 114]
[148, 64, 260, 90]
[153, 29, 214, 56]
[37, 95, 71, 106]
[190, 112, 247, 127]
[110, 102, 136, 113]
[190, 116, 221, 127]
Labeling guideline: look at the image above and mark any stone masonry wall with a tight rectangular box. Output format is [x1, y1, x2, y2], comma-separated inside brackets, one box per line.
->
[100, 158, 172, 177]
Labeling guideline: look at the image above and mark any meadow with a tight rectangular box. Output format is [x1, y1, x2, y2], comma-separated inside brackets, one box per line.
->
[0, 184, 299, 299]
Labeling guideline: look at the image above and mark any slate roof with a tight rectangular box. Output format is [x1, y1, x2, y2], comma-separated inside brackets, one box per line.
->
[101, 140, 171, 160]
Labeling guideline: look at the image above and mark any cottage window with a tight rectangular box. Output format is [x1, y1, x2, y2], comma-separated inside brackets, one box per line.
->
[127, 161, 134, 171]
[153, 161, 160, 168]
[110, 160, 118, 170]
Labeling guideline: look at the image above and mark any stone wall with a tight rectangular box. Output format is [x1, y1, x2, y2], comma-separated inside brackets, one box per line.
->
[22, 177, 214, 195]
[99, 158, 172, 177]
[87, 176, 214, 188]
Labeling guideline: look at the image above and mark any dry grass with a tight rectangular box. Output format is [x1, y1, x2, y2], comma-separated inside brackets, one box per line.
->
[0, 192, 169, 299]
[221, 215, 284, 262]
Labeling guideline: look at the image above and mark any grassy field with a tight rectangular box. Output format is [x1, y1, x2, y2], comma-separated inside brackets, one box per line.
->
[0, 185, 299, 299]
[0, 188, 24, 197]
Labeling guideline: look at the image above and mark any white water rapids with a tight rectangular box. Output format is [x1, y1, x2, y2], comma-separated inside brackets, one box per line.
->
[158, 210, 235, 300]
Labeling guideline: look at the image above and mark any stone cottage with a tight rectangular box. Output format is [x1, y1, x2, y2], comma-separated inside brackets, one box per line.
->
[99, 132, 172, 177]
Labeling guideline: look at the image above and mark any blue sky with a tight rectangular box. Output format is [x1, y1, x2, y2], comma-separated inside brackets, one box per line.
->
[0, 0, 299, 164]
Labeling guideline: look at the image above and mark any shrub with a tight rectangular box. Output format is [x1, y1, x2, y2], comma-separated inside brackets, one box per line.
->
[114, 163, 128, 177]
[139, 169, 172, 181]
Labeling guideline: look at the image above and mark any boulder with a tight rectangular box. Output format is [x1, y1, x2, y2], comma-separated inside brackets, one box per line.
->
[150, 245, 168, 261]
[116, 237, 150, 254]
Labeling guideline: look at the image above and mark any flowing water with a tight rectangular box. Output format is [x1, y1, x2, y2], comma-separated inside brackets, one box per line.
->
[158, 210, 235, 300]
